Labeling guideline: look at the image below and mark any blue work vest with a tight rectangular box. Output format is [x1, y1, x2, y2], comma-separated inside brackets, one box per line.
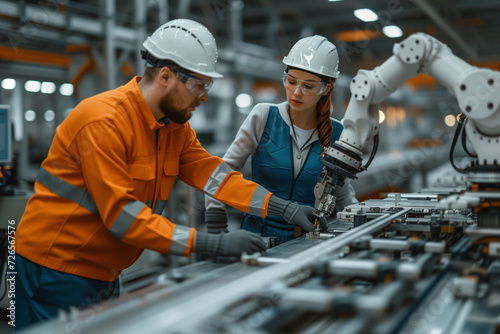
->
[241, 106, 343, 242]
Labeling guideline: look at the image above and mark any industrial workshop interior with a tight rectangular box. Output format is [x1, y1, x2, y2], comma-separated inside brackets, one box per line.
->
[1, 0, 500, 333]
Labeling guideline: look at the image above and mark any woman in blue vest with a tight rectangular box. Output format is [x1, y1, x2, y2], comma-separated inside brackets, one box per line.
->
[205, 35, 358, 243]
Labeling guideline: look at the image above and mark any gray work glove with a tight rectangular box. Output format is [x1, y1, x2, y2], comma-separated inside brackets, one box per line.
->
[267, 195, 326, 233]
[195, 230, 267, 257]
[204, 208, 229, 234]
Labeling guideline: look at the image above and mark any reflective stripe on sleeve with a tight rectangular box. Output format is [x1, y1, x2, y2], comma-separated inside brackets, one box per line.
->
[248, 185, 268, 217]
[169, 224, 192, 255]
[37, 167, 100, 217]
[109, 201, 146, 240]
[203, 162, 233, 197]
[153, 200, 167, 215]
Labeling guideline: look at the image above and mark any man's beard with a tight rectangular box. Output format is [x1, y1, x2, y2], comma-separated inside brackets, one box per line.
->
[159, 93, 193, 124]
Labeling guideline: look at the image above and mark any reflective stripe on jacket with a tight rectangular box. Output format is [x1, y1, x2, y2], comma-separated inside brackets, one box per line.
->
[16, 77, 271, 281]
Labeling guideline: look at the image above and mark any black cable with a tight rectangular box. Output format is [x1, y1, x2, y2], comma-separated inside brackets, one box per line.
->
[361, 133, 379, 171]
[460, 117, 477, 158]
[450, 114, 469, 174]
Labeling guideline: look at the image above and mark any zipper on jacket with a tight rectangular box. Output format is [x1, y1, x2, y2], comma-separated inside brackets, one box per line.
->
[151, 129, 160, 211]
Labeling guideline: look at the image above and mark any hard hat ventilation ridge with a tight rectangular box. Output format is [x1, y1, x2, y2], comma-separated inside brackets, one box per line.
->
[163, 24, 205, 49]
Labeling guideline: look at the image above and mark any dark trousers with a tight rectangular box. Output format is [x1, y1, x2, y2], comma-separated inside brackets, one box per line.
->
[15, 254, 120, 331]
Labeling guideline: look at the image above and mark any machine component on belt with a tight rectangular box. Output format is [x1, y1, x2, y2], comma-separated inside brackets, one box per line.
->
[279, 288, 339, 312]
[306, 232, 335, 240]
[327, 258, 385, 278]
[487, 261, 500, 286]
[240, 252, 290, 266]
[305, 217, 335, 240]
[355, 280, 407, 317]
[369, 239, 446, 254]
[261, 236, 280, 249]
[452, 276, 478, 298]
[488, 242, 500, 258]
[396, 253, 440, 281]
[353, 213, 367, 227]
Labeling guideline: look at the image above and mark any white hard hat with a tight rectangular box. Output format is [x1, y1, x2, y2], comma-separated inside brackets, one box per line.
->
[282, 35, 340, 78]
[142, 18, 223, 78]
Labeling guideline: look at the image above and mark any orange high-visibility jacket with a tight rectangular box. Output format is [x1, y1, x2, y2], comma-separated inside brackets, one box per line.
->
[16, 77, 271, 281]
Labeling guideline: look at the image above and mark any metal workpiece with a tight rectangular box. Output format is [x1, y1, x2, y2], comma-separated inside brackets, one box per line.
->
[278, 288, 339, 312]
[451, 276, 478, 298]
[327, 259, 380, 278]
[240, 252, 290, 266]
[354, 280, 407, 317]
[387, 193, 439, 200]
[466, 226, 500, 242]
[369, 239, 446, 254]
[306, 231, 335, 240]
[396, 253, 442, 281]
[489, 243, 500, 258]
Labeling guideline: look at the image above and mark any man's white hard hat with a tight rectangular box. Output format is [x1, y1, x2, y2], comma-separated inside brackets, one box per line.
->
[142, 18, 223, 78]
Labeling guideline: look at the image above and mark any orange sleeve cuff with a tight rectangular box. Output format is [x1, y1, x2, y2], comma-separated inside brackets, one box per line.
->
[262, 192, 273, 218]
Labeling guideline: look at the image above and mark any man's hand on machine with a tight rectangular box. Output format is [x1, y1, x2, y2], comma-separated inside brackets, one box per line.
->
[195, 230, 267, 257]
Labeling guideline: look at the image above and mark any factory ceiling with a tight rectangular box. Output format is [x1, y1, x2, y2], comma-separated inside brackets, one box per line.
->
[0, 0, 499, 80]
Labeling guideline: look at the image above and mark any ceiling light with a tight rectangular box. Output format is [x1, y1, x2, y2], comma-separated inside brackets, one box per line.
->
[25, 80, 41, 93]
[41, 82, 56, 94]
[59, 83, 74, 96]
[328, 0, 342, 2]
[24, 110, 36, 122]
[383, 25, 403, 38]
[1, 78, 16, 90]
[44, 110, 56, 122]
[235, 93, 253, 109]
[354, 8, 378, 22]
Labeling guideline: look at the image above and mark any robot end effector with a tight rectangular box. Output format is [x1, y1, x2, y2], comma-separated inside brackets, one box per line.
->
[314, 32, 500, 217]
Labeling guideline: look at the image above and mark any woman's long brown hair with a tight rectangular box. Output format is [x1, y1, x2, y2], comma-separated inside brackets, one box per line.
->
[315, 77, 336, 150]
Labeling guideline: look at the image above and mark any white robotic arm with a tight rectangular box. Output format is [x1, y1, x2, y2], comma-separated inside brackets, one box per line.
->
[314, 32, 500, 218]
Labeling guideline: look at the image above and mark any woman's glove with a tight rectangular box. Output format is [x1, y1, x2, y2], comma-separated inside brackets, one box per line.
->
[267, 195, 324, 232]
[204, 208, 229, 234]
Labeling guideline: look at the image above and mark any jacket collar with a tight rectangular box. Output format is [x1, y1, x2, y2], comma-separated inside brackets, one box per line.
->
[277, 101, 319, 143]
[126, 76, 182, 131]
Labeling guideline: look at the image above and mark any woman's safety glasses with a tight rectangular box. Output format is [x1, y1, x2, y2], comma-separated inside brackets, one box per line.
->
[282, 72, 329, 96]
[176, 71, 213, 98]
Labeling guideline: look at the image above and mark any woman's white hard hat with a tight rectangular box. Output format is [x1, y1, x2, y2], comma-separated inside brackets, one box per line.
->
[283, 35, 340, 78]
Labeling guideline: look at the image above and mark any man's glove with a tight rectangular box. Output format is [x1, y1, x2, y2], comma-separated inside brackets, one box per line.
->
[195, 230, 267, 257]
[204, 208, 229, 234]
[267, 195, 320, 232]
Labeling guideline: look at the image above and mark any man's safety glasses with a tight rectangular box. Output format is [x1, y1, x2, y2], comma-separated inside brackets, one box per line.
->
[282, 72, 329, 96]
[176, 71, 213, 98]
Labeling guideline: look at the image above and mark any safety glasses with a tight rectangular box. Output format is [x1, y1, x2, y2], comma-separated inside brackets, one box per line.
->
[282, 72, 329, 96]
[175, 70, 213, 98]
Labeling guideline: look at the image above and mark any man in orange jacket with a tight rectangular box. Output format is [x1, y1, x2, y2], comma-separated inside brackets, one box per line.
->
[15, 18, 325, 329]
